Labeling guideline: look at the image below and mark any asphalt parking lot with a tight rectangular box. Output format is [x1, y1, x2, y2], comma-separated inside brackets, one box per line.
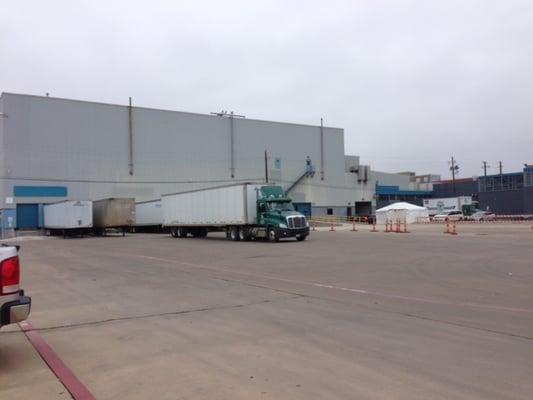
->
[1, 223, 533, 399]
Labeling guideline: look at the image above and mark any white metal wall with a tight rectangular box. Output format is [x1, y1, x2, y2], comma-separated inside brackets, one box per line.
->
[0, 93, 374, 210]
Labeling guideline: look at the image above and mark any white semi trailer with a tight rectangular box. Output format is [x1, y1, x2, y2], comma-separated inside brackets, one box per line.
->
[43, 200, 93, 237]
[135, 199, 163, 231]
[162, 183, 310, 242]
[423, 196, 478, 216]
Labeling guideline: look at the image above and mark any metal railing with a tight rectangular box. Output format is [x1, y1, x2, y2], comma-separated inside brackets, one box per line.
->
[309, 216, 369, 225]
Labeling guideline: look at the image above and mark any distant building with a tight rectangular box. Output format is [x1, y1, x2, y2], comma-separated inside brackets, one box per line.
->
[371, 171, 438, 209]
[432, 165, 533, 215]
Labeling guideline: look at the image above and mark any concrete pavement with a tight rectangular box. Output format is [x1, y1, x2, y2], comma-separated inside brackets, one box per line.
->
[1, 225, 532, 399]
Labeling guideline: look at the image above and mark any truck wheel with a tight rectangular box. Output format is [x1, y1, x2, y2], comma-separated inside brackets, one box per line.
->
[238, 228, 250, 241]
[230, 227, 240, 241]
[296, 234, 308, 241]
[170, 227, 179, 238]
[268, 227, 279, 242]
[177, 227, 188, 238]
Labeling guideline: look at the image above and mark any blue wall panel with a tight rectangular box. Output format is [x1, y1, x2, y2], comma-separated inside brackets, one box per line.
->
[293, 202, 312, 217]
[14, 186, 67, 197]
[1, 209, 17, 229]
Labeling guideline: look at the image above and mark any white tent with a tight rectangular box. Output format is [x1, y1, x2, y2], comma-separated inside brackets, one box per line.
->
[376, 202, 429, 225]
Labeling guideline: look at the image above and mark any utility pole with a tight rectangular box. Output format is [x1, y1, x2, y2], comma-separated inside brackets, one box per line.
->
[482, 161, 489, 177]
[449, 156, 459, 195]
[498, 161, 503, 190]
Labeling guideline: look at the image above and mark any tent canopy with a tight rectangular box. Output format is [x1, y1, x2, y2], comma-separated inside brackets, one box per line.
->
[376, 202, 427, 212]
[376, 202, 429, 224]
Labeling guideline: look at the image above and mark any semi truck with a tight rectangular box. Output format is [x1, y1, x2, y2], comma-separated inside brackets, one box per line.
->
[162, 183, 310, 242]
[423, 196, 479, 216]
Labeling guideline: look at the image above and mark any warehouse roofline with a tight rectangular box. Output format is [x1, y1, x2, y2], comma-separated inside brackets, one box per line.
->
[0, 92, 343, 131]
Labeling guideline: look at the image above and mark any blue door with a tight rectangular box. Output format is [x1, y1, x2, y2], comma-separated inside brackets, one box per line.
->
[16, 204, 39, 229]
[293, 202, 312, 217]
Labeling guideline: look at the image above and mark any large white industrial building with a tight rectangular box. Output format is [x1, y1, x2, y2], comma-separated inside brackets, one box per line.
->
[0, 92, 433, 229]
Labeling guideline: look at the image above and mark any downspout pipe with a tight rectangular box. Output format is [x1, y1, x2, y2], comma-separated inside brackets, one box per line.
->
[128, 97, 134, 175]
[320, 117, 324, 180]
[230, 111, 235, 178]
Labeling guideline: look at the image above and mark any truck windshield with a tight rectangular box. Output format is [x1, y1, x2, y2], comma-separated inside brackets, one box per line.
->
[267, 202, 294, 211]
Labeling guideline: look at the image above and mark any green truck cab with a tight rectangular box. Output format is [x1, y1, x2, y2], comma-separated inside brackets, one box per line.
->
[256, 186, 309, 242]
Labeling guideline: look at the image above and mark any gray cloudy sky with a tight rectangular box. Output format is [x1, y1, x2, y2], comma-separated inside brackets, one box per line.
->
[1, 0, 532, 178]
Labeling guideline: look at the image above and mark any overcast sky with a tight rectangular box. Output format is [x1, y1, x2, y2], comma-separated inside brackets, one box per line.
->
[1, 0, 532, 178]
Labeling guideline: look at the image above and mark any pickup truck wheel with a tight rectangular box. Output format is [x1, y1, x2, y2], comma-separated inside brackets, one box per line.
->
[268, 227, 279, 242]
[177, 227, 188, 238]
[230, 227, 240, 241]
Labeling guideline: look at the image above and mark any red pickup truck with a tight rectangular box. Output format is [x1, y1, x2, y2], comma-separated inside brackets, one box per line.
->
[0, 245, 31, 328]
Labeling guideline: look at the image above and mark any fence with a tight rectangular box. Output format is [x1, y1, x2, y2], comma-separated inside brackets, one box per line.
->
[309, 215, 369, 224]
[416, 215, 533, 224]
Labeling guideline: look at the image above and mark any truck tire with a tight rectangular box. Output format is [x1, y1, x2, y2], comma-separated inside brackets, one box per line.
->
[268, 227, 279, 242]
[296, 234, 308, 241]
[170, 227, 179, 237]
[177, 227, 188, 238]
[230, 227, 240, 241]
[239, 228, 251, 241]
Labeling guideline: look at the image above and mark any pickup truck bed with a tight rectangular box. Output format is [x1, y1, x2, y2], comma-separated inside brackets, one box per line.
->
[0, 245, 31, 328]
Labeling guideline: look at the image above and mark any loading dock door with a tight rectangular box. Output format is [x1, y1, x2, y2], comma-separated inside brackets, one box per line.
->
[293, 202, 312, 217]
[16, 204, 39, 229]
[355, 201, 372, 216]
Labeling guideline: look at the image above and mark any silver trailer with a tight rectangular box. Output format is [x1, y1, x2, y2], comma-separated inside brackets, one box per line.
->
[93, 198, 136, 235]
[43, 200, 93, 237]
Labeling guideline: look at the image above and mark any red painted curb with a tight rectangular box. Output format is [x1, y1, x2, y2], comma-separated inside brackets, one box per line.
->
[19, 320, 96, 400]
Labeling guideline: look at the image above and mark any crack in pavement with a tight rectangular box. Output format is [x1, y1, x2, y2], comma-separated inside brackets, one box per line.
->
[120, 252, 533, 342]
[401, 313, 533, 341]
[7, 295, 303, 334]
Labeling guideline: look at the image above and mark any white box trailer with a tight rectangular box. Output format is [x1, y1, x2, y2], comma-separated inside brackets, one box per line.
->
[43, 200, 93, 236]
[162, 183, 310, 242]
[135, 199, 163, 230]
[423, 196, 474, 216]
